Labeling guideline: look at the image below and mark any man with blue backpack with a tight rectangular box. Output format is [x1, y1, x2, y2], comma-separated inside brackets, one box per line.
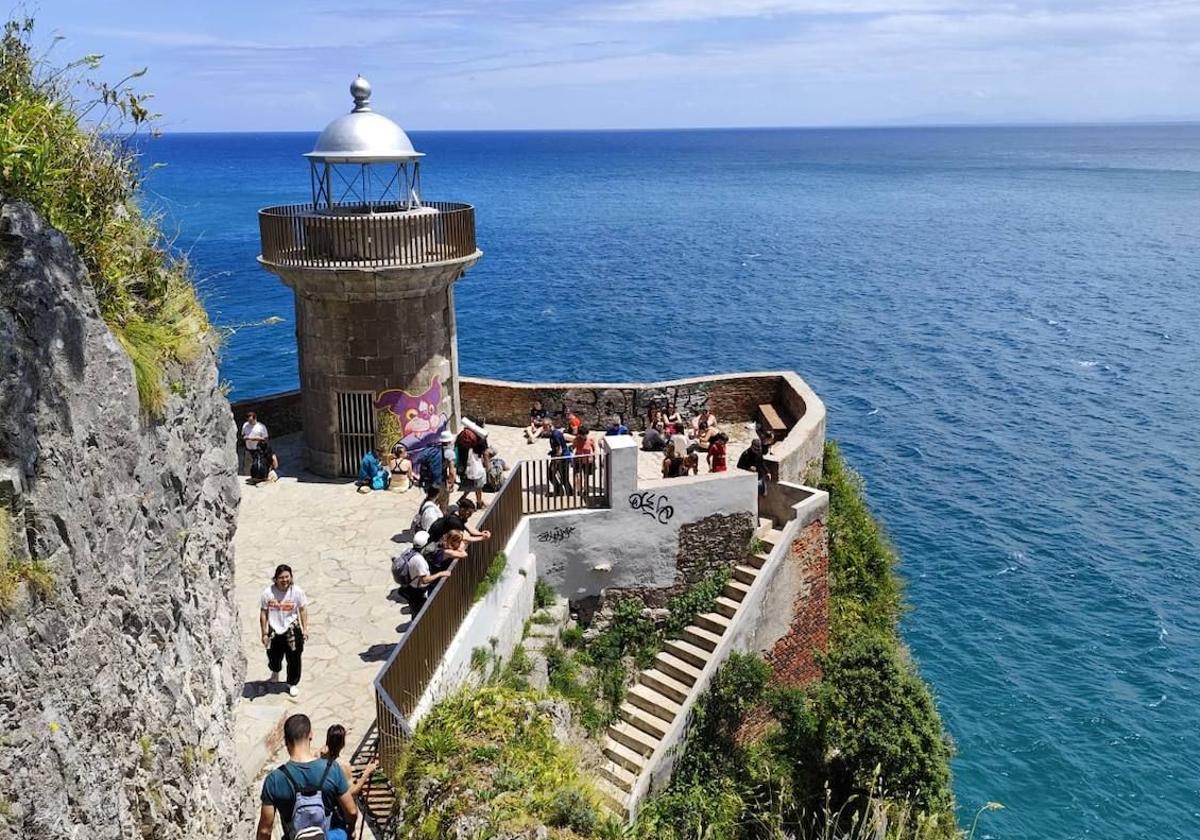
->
[257, 713, 359, 840]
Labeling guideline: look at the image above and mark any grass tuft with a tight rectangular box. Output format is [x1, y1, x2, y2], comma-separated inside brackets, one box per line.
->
[1, 18, 210, 413]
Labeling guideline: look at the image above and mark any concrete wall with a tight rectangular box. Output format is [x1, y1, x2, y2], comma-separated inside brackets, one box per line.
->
[409, 520, 536, 726]
[764, 371, 827, 487]
[628, 486, 830, 818]
[529, 437, 758, 601]
[230, 390, 303, 439]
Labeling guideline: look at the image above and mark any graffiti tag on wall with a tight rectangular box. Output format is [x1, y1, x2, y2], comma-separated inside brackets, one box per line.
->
[629, 491, 674, 525]
[537, 525, 577, 544]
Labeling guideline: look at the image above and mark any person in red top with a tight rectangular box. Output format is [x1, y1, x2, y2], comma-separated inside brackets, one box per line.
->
[572, 425, 596, 496]
[707, 432, 728, 473]
[565, 408, 583, 437]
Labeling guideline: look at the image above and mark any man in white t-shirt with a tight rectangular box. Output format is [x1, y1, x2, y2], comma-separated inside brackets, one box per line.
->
[258, 564, 308, 697]
[241, 411, 269, 474]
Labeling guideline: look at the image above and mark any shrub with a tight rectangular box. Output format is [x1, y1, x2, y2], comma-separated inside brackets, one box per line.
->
[812, 634, 954, 813]
[819, 441, 904, 643]
[560, 625, 584, 648]
[534, 577, 556, 609]
[0, 18, 209, 412]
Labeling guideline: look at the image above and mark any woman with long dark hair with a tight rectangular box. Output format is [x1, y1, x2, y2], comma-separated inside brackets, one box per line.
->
[320, 724, 379, 840]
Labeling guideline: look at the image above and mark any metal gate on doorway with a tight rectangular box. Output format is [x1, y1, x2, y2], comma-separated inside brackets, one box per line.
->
[337, 391, 377, 476]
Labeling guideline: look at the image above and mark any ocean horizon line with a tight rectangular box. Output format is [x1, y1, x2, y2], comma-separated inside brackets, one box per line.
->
[149, 119, 1200, 137]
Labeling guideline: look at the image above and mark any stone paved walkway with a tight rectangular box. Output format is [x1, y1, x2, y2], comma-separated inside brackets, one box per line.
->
[231, 421, 754, 793]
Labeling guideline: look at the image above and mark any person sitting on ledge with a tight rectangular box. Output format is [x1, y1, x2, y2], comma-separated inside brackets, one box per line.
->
[707, 432, 728, 473]
[389, 441, 413, 490]
[429, 529, 468, 574]
[642, 421, 668, 452]
[662, 442, 686, 478]
[427, 499, 491, 548]
[356, 448, 389, 493]
[524, 399, 548, 443]
[692, 420, 713, 452]
[605, 415, 630, 436]
[664, 402, 685, 429]
[669, 423, 691, 461]
[693, 407, 717, 433]
[645, 403, 662, 431]
[257, 714, 357, 840]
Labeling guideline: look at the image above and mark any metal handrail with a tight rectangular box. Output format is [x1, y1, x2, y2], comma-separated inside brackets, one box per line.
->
[258, 200, 477, 269]
[370, 452, 612, 771]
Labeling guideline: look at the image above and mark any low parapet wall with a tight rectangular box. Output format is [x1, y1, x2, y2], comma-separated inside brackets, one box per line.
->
[462, 370, 826, 484]
[230, 369, 827, 484]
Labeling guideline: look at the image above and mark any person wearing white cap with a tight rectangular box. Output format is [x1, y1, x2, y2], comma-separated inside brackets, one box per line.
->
[391, 531, 449, 616]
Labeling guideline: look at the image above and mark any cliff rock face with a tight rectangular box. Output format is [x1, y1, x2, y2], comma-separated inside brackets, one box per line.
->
[0, 201, 244, 838]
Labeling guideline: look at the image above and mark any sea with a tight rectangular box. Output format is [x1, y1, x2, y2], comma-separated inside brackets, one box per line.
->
[141, 125, 1200, 839]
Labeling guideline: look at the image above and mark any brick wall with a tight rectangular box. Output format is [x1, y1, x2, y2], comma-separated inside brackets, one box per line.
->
[763, 519, 830, 688]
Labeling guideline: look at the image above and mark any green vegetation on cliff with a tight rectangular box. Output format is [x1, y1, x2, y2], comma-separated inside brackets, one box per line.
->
[0, 18, 207, 411]
[393, 684, 614, 839]
[630, 442, 964, 839]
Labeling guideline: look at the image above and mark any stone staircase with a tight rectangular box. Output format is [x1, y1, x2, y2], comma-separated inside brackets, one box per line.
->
[594, 517, 785, 816]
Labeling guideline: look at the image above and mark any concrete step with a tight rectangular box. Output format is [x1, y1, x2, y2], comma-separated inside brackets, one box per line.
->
[680, 624, 723, 652]
[653, 650, 702, 686]
[722, 578, 751, 602]
[599, 759, 638, 792]
[628, 682, 682, 721]
[662, 638, 710, 670]
[638, 668, 692, 704]
[713, 596, 741, 618]
[757, 516, 774, 533]
[732, 564, 759, 585]
[595, 776, 629, 815]
[694, 611, 731, 636]
[603, 738, 647, 774]
[761, 527, 785, 545]
[748, 551, 772, 569]
[619, 702, 669, 739]
[607, 719, 661, 757]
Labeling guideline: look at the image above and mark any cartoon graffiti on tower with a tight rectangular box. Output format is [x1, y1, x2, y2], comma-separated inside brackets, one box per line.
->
[374, 377, 449, 452]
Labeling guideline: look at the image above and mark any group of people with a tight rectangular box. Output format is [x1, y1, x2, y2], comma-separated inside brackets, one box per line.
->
[390, 488, 492, 615]
[255, 713, 379, 840]
[522, 401, 602, 497]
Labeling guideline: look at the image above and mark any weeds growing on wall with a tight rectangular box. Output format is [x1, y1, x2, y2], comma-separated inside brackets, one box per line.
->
[474, 552, 507, 602]
[0, 18, 208, 412]
[0, 508, 54, 610]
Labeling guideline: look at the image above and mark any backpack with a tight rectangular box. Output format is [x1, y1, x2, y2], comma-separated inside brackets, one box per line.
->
[250, 448, 270, 481]
[371, 471, 387, 491]
[484, 457, 506, 492]
[391, 548, 418, 587]
[279, 760, 333, 838]
[410, 499, 438, 535]
[419, 447, 444, 488]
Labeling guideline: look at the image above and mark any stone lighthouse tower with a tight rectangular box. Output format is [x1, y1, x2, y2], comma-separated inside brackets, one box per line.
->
[258, 78, 481, 477]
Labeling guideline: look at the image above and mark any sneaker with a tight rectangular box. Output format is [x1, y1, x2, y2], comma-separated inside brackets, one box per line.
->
[288, 684, 299, 698]
[269, 671, 280, 683]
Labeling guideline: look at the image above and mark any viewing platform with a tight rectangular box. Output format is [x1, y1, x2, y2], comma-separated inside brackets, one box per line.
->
[257, 201, 479, 270]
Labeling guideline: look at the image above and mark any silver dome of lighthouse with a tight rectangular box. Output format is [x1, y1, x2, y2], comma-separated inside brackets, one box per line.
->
[305, 76, 424, 164]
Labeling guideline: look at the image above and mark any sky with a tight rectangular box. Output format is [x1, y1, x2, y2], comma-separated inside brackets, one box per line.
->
[27, 0, 1200, 131]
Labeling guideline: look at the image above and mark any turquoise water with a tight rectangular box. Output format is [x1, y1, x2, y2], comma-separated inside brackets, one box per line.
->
[143, 126, 1200, 838]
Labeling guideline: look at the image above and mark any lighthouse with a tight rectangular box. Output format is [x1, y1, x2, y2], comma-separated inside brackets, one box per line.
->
[258, 77, 481, 477]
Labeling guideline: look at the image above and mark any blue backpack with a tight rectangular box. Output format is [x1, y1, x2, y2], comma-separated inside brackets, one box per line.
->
[420, 446, 444, 488]
[278, 760, 333, 837]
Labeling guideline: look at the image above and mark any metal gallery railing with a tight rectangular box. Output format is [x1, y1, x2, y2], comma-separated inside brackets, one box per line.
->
[258, 200, 477, 269]
[520, 451, 610, 514]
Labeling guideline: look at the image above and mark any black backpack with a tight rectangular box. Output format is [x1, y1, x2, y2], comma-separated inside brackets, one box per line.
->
[250, 448, 270, 480]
